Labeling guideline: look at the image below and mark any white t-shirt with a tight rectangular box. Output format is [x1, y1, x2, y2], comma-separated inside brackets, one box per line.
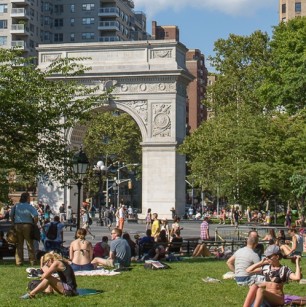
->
[234, 246, 260, 277]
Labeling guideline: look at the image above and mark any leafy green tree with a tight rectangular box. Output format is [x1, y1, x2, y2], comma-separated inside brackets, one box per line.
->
[259, 17, 306, 114]
[83, 111, 142, 164]
[0, 49, 110, 188]
[180, 18, 306, 209]
[83, 111, 142, 199]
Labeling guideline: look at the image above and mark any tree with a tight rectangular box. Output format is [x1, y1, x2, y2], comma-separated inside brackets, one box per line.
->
[180, 18, 306, 209]
[0, 49, 110, 188]
[259, 17, 306, 114]
[83, 111, 142, 201]
[83, 111, 142, 164]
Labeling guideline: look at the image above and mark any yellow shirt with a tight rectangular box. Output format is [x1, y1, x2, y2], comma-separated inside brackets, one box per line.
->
[151, 220, 160, 238]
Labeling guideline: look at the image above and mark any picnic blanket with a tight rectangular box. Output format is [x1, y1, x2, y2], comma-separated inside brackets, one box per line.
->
[77, 288, 103, 296]
[284, 295, 306, 306]
[74, 268, 120, 276]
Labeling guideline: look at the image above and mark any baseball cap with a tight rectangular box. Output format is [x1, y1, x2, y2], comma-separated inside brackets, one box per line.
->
[265, 245, 281, 257]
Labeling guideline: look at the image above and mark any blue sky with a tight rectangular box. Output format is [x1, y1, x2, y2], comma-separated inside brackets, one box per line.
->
[133, 0, 279, 69]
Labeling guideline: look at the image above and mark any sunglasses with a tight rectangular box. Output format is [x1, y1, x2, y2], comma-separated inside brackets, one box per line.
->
[266, 254, 277, 259]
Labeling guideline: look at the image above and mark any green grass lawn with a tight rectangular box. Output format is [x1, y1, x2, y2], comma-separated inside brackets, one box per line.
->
[1, 257, 305, 307]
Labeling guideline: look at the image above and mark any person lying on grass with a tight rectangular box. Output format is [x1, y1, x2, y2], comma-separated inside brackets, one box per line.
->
[20, 252, 78, 299]
[243, 245, 301, 307]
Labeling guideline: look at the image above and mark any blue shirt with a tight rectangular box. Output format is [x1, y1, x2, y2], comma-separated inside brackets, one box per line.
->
[44, 222, 65, 241]
[10, 202, 38, 224]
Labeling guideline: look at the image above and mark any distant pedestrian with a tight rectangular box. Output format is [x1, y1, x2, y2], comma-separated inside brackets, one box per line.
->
[59, 203, 66, 222]
[200, 216, 210, 241]
[145, 208, 152, 230]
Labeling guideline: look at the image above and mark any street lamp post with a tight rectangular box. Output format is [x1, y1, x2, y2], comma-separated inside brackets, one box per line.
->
[117, 163, 139, 207]
[72, 147, 89, 230]
[93, 160, 108, 225]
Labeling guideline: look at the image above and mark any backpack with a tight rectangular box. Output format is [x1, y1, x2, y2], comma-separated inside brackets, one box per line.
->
[46, 222, 58, 240]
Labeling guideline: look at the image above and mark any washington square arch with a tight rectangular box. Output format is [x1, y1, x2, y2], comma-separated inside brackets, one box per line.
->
[37, 40, 193, 219]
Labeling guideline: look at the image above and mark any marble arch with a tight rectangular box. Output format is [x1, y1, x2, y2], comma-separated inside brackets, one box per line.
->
[37, 40, 193, 219]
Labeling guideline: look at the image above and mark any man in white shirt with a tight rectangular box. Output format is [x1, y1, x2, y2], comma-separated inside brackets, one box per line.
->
[118, 204, 126, 230]
[226, 235, 262, 286]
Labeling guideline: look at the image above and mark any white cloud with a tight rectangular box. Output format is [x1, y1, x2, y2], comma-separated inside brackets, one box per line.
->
[133, 0, 276, 18]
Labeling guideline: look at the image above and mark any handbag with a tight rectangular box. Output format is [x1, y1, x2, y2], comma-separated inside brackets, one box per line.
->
[6, 226, 18, 244]
[7, 205, 18, 244]
[31, 224, 41, 241]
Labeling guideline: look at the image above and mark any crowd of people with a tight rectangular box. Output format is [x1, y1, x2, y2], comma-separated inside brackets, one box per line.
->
[1, 194, 305, 304]
[226, 228, 304, 307]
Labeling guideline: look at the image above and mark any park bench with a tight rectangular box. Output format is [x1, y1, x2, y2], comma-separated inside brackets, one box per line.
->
[0, 243, 16, 259]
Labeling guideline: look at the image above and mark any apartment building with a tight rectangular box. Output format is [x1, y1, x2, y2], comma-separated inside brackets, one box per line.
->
[152, 21, 208, 133]
[0, 0, 149, 57]
[185, 49, 208, 132]
[279, 0, 306, 21]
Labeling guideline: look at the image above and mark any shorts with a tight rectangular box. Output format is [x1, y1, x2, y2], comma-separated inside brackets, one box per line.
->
[62, 283, 78, 296]
[71, 263, 94, 271]
[288, 251, 302, 257]
[235, 275, 265, 286]
[235, 276, 251, 286]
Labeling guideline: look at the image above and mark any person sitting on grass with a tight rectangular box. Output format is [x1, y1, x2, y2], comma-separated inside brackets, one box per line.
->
[243, 245, 301, 307]
[91, 228, 131, 268]
[93, 236, 110, 259]
[279, 227, 304, 257]
[122, 232, 138, 260]
[20, 252, 78, 299]
[168, 229, 183, 254]
[146, 230, 168, 261]
[192, 242, 212, 257]
[69, 228, 94, 271]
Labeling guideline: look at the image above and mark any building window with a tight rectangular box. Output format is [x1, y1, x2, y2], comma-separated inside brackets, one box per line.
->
[82, 4, 94, 11]
[70, 18, 75, 26]
[0, 36, 7, 46]
[70, 4, 75, 13]
[70, 33, 75, 41]
[0, 20, 7, 29]
[44, 31, 51, 41]
[54, 5, 63, 14]
[44, 16, 51, 26]
[54, 33, 63, 42]
[282, 4, 286, 13]
[295, 2, 301, 12]
[54, 19, 63, 27]
[0, 4, 8, 13]
[82, 17, 94, 25]
[81, 32, 94, 40]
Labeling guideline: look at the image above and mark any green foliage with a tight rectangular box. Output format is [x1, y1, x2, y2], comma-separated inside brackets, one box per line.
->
[181, 18, 306, 208]
[84, 111, 142, 165]
[0, 49, 110, 186]
[259, 17, 306, 114]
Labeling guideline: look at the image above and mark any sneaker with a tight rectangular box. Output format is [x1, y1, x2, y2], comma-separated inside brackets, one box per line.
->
[36, 269, 43, 277]
[27, 269, 43, 278]
[20, 293, 33, 299]
[92, 235, 95, 240]
[26, 267, 36, 274]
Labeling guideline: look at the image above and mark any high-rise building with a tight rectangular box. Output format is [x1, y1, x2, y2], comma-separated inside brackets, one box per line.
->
[152, 21, 208, 133]
[0, 0, 149, 58]
[279, 0, 306, 22]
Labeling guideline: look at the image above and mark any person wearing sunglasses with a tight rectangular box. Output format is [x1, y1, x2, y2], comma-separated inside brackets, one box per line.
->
[243, 245, 301, 307]
[91, 228, 131, 269]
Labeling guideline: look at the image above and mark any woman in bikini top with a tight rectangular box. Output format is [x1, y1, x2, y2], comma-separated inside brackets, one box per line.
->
[69, 228, 94, 271]
[243, 245, 301, 307]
